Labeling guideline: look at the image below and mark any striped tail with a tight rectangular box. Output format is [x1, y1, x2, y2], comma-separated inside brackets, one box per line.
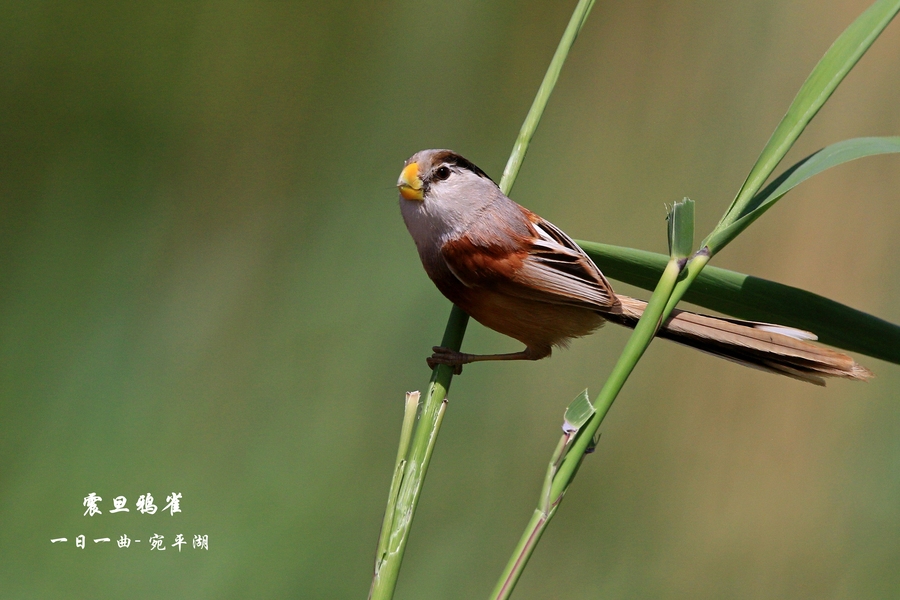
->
[606, 295, 873, 386]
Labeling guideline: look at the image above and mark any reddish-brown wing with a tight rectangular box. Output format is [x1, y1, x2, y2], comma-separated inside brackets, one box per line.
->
[440, 214, 617, 311]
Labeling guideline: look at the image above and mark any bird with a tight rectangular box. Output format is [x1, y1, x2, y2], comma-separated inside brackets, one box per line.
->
[397, 148, 872, 385]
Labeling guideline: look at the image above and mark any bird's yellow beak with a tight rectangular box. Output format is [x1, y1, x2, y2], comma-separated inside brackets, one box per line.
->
[398, 162, 424, 201]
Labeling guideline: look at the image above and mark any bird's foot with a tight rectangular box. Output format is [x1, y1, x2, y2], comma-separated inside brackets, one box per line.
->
[427, 346, 468, 375]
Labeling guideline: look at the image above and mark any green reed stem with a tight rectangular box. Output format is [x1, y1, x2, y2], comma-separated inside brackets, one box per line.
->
[369, 2, 597, 598]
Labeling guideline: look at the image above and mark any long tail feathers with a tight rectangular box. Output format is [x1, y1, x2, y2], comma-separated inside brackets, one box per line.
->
[607, 296, 873, 386]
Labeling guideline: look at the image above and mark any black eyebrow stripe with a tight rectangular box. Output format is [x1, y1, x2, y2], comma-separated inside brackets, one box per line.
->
[431, 151, 494, 182]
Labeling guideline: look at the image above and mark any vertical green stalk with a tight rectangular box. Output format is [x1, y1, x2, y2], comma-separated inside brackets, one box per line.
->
[368, 2, 597, 598]
[369, 309, 465, 600]
[373, 391, 421, 569]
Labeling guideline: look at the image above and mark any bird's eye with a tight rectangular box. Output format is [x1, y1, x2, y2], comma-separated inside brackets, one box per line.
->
[434, 166, 451, 181]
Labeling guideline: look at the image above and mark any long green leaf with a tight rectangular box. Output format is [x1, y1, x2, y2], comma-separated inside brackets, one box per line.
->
[577, 240, 900, 364]
[707, 136, 900, 252]
[710, 0, 900, 244]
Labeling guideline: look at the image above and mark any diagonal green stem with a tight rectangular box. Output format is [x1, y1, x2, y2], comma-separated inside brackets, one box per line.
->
[490, 5, 899, 597]
[490, 258, 685, 599]
[368, 2, 597, 598]
[551, 259, 682, 496]
[501, 0, 596, 196]
[710, 0, 900, 247]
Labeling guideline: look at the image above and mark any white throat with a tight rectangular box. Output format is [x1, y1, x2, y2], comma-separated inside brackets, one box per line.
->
[400, 169, 495, 250]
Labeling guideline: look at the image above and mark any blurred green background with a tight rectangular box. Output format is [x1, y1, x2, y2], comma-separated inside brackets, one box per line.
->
[1, 1, 899, 598]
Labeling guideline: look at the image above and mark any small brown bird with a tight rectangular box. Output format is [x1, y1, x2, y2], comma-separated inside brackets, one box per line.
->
[397, 149, 871, 385]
